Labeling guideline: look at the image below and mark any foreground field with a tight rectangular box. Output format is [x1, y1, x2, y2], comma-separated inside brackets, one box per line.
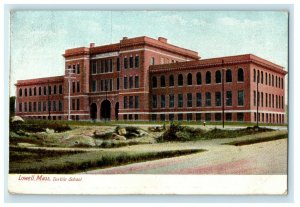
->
[9, 120, 288, 174]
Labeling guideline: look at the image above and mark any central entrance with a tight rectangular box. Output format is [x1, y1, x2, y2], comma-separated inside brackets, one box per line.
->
[100, 100, 111, 120]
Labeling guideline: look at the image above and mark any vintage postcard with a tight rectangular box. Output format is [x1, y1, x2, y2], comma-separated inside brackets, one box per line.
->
[8, 10, 288, 195]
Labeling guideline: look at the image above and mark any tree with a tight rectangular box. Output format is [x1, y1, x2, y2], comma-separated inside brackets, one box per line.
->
[10, 96, 16, 117]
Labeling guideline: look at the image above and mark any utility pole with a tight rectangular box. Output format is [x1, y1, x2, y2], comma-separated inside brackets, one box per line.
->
[222, 60, 225, 128]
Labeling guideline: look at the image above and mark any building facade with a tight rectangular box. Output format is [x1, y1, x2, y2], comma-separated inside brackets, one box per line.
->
[15, 36, 287, 123]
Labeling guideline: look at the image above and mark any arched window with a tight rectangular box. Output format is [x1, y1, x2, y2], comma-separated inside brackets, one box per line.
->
[226, 69, 232, 82]
[19, 89, 22, 97]
[272, 75, 274, 86]
[169, 75, 174, 87]
[265, 72, 268, 84]
[34, 87, 36, 96]
[269, 74, 271, 85]
[276, 76, 278, 87]
[178, 74, 183, 86]
[254, 69, 256, 82]
[29, 88, 32, 96]
[237, 68, 244, 82]
[206, 71, 211, 84]
[160, 75, 166, 87]
[196, 72, 202, 85]
[215, 70, 221, 83]
[187, 73, 192, 85]
[25, 88, 28, 97]
[261, 71, 263, 84]
[152, 76, 157, 88]
[257, 70, 260, 83]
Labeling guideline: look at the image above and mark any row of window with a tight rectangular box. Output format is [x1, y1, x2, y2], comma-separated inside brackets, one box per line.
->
[123, 96, 139, 109]
[254, 113, 285, 124]
[253, 69, 284, 89]
[25, 115, 80, 121]
[91, 59, 114, 74]
[150, 57, 179, 65]
[92, 79, 114, 92]
[19, 101, 63, 113]
[253, 91, 284, 109]
[152, 69, 244, 88]
[19, 85, 63, 97]
[67, 64, 81, 74]
[151, 91, 244, 109]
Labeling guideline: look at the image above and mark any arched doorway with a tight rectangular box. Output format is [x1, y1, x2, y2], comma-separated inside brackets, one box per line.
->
[100, 100, 111, 120]
[90, 103, 97, 120]
[115, 102, 119, 120]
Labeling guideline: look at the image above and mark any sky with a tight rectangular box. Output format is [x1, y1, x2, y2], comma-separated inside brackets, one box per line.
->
[10, 11, 288, 97]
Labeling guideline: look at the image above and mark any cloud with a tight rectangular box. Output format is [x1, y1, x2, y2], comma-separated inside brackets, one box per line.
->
[217, 16, 262, 27]
[160, 14, 187, 25]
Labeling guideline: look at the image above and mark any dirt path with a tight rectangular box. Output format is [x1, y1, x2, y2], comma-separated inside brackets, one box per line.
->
[83, 138, 287, 175]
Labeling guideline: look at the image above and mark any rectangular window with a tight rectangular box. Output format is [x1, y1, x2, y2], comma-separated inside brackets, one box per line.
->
[59, 101, 63, 111]
[77, 63, 80, 74]
[272, 94, 274, 108]
[72, 99, 75, 110]
[215, 92, 221, 106]
[53, 101, 56, 112]
[178, 114, 183, 121]
[205, 92, 211, 106]
[129, 96, 134, 108]
[187, 113, 193, 121]
[161, 95, 166, 108]
[196, 93, 202, 107]
[72, 82, 75, 93]
[187, 93, 192, 107]
[100, 80, 103, 91]
[135, 76, 139, 88]
[105, 59, 109, 73]
[117, 78, 120, 90]
[33, 102, 36, 112]
[124, 96, 128, 109]
[48, 86, 52, 95]
[135, 96, 139, 108]
[215, 113, 221, 121]
[24, 102, 27, 112]
[77, 99, 80, 110]
[238, 90, 244, 106]
[109, 79, 113, 91]
[152, 95, 157, 108]
[266, 93, 268, 107]
[151, 114, 157, 121]
[109, 59, 113, 72]
[39, 87, 42, 96]
[100, 60, 104, 73]
[124, 57, 128, 69]
[124, 77, 128, 89]
[48, 101, 51, 111]
[169, 114, 174, 121]
[59, 85, 62, 94]
[196, 113, 201, 121]
[92, 80, 97, 92]
[38, 102, 41, 112]
[104, 79, 109, 91]
[117, 58, 120, 71]
[129, 76, 133, 88]
[29, 102, 32, 112]
[129, 56, 134, 68]
[276, 95, 278, 108]
[151, 57, 155, 65]
[160, 114, 166, 121]
[169, 94, 174, 108]
[254, 91, 256, 106]
[77, 82, 80, 93]
[261, 92, 264, 107]
[226, 91, 232, 106]
[178, 94, 183, 108]
[135, 56, 139, 68]
[43, 101, 46, 112]
[44, 86, 47, 95]
[226, 113, 232, 121]
[19, 103, 22, 112]
[205, 113, 211, 121]
[92, 62, 97, 74]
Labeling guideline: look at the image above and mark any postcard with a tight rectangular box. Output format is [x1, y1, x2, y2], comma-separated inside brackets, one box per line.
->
[8, 10, 288, 195]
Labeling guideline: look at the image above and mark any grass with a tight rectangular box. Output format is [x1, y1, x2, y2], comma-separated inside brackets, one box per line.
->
[224, 133, 287, 146]
[9, 147, 205, 174]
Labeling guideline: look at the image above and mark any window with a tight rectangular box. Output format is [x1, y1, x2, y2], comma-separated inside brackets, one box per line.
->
[92, 62, 97, 74]
[43, 101, 46, 111]
[215, 113, 221, 121]
[160, 76, 166, 87]
[152, 95, 157, 108]
[178, 114, 183, 121]
[196, 72, 202, 85]
[59, 101, 63, 111]
[71, 99, 75, 110]
[276, 76, 278, 87]
[196, 93, 202, 107]
[205, 113, 211, 121]
[265, 72, 268, 84]
[53, 101, 56, 112]
[117, 58, 120, 71]
[169, 94, 174, 108]
[100, 80, 104, 91]
[34, 87, 36, 96]
[206, 71, 211, 84]
[272, 75, 274, 86]
[281, 78, 284, 89]
[135, 96, 139, 108]
[269, 94, 271, 107]
[161, 95, 166, 108]
[226, 113, 232, 121]
[38, 102, 41, 112]
[238, 90, 244, 106]
[178, 74, 183, 86]
[33, 102, 36, 112]
[124, 57, 128, 69]
[261, 71, 263, 84]
[282, 96, 284, 109]
[187, 73, 192, 85]
[129, 76, 133, 89]
[124, 97, 128, 109]
[109, 59, 113, 72]
[135, 55, 139, 68]
[261, 92, 264, 107]
[72, 82, 76, 93]
[59, 85, 62, 94]
[238, 68, 244, 82]
[77, 99, 80, 110]
[160, 114, 166, 121]
[187, 93, 193, 107]
[129, 96, 134, 108]
[123, 115, 128, 120]
[135, 76, 139, 88]
[105, 59, 109, 73]
[169, 114, 174, 121]
[48, 86, 51, 95]
[226, 91, 232, 106]
[29, 88, 32, 96]
[77, 63, 80, 74]
[187, 113, 193, 121]
[39, 87, 42, 95]
[254, 69, 256, 82]
[124, 77, 128, 89]
[92, 80, 97, 92]
[77, 82, 80, 92]
[19, 89, 22, 97]
[73, 65, 76, 73]
[152, 76, 157, 88]
[215, 70, 221, 83]
[151, 114, 157, 121]
[151, 57, 155, 65]
[266, 93, 268, 107]
[196, 113, 201, 121]
[272, 94, 274, 108]
[178, 94, 183, 107]
[129, 56, 134, 68]
[169, 75, 174, 86]
[24, 102, 27, 112]
[226, 69, 232, 82]
[257, 70, 260, 83]
[254, 91, 256, 106]
[117, 78, 120, 90]
[19, 103, 22, 112]
[205, 92, 211, 106]
[48, 101, 51, 111]
[215, 92, 221, 106]
[276, 95, 278, 108]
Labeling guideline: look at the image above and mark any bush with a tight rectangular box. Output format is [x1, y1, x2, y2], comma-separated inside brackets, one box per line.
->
[10, 120, 71, 133]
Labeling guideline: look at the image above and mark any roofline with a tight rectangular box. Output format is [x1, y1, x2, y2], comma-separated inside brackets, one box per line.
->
[15, 75, 64, 86]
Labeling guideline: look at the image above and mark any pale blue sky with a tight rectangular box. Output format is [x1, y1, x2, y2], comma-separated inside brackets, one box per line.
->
[10, 11, 288, 96]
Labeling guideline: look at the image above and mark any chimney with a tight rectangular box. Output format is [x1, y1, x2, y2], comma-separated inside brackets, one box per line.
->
[158, 37, 167, 43]
[90, 43, 95, 48]
[122, 37, 128, 40]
